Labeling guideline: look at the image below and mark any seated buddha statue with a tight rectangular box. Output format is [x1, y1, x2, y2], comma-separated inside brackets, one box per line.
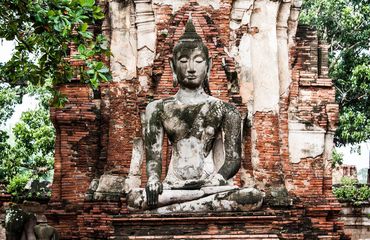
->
[126, 18, 263, 213]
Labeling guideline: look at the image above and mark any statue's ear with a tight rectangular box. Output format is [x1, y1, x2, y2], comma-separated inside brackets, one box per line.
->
[202, 57, 213, 95]
[207, 57, 212, 77]
[170, 58, 178, 87]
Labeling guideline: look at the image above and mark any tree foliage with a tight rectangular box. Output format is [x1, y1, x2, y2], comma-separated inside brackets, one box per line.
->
[0, 86, 55, 199]
[0, 0, 110, 96]
[333, 177, 370, 205]
[0, 85, 22, 122]
[300, 0, 370, 145]
[331, 149, 344, 168]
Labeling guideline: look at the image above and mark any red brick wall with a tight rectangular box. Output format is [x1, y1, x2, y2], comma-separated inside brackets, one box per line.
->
[286, 26, 339, 201]
[50, 84, 101, 204]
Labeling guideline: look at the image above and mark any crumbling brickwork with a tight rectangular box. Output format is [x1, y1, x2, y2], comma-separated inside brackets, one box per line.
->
[47, 1, 345, 239]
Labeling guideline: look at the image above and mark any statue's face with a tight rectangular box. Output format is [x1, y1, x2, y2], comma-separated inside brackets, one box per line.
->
[172, 47, 209, 89]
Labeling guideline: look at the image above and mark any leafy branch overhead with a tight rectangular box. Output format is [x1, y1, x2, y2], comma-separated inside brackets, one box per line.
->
[0, 0, 111, 93]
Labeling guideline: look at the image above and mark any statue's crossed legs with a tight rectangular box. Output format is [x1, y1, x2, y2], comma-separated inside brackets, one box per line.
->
[127, 186, 264, 214]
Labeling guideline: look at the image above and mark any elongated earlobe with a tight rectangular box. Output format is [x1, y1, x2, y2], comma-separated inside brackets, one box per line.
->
[203, 57, 213, 95]
[169, 58, 178, 87]
[173, 75, 178, 87]
[207, 57, 213, 77]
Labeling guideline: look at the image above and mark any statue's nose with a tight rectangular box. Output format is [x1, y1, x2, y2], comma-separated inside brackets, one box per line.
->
[187, 60, 195, 74]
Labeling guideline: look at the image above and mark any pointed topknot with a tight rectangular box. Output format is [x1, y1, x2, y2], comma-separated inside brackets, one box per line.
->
[179, 17, 202, 42]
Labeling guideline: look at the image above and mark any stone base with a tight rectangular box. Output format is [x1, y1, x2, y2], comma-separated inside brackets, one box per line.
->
[111, 209, 341, 239]
[47, 200, 347, 239]
[112, 213, 281, 239]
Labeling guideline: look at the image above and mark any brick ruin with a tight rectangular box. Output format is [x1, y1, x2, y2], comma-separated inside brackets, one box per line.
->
[332, 165, 358, 185]
[47, 0, 346, 239]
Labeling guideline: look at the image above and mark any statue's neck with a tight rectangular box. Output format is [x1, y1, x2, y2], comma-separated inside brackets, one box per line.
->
[176, 87, 208, 104]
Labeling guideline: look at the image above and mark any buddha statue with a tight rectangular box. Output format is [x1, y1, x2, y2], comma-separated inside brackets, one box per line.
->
[33, 215, 59, 240]
[126, 18, 263, 213]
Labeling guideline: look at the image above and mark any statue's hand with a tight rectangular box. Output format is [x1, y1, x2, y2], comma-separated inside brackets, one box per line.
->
[204, 173, 227, 186]
[145, 177, 163, 208]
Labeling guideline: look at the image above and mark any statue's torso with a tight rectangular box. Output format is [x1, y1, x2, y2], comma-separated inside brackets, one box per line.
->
[157, 97, 228, 188]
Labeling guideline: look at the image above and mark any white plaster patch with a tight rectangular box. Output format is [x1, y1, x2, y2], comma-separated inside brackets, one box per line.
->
[276, 1, 292, 97]
[230, 0, 254, 30]
[288, 121, 326, 163]
[110, 2, 137, 81]
[250, 0, 280, 113]
[288, 0, 302, 46]
[237, 34, 253, 104]
[138, 75, 150, 91]
[137, 46, 155, 68]
[135, 0, 156, 69]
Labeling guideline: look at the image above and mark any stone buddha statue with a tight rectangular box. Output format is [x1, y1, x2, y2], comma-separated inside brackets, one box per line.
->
[33, 215, 59, 240]
[127, 18, 263, 213]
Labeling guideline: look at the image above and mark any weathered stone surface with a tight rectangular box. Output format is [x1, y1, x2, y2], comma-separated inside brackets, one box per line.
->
[95, 174, 125, 193]
[90, 174, 126, 201]
[34, 215, 59, 240]
[127, 186, 263, 212]
[148, 187, 263, 214]
[340, 203, 370, 240]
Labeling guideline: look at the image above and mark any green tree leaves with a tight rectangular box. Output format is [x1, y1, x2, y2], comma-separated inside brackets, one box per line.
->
[300, 0, 370, 145]
[80, 0, 96, 8]
[1, 107, 55, 197]
[332, 149, 344, 168]
[0, 87, 55, 199]
[333, 177, 370, 205]
[0, 0, 111, 94]
[0, 85, 22, 122]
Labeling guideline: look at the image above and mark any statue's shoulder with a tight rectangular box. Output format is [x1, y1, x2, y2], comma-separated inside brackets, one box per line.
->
[162, 96, 177, 105]
[145, 99, 164, 114]
[146, 99, 162, 107]
[217, 100, 241, 118]
[207, 97, 240, 114]
[146, 96, 177, 113]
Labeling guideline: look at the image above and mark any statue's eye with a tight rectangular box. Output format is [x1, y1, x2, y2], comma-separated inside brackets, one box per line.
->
[195, 57, 204, 63]
[179, 58, 188, 63]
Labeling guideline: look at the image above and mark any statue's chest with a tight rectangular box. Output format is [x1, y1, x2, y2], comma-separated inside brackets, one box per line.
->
[161, 102, 222, 142]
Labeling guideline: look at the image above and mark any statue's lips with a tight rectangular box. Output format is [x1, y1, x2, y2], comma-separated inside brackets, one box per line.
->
[186, 76, 197, 80]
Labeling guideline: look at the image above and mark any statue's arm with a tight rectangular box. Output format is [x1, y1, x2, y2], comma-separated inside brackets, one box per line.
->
[144, 100, 164, 207]
[218, 104, 242, 180]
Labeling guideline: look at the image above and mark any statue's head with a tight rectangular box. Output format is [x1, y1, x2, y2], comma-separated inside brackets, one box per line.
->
[170, 18, 212, 93]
